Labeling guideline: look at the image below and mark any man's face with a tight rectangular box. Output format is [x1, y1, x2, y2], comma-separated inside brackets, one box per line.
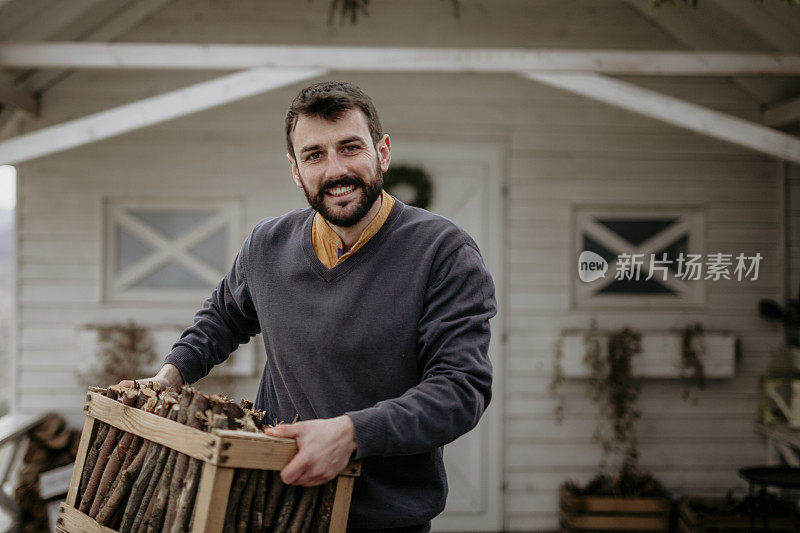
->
[288, 108, 391, 228]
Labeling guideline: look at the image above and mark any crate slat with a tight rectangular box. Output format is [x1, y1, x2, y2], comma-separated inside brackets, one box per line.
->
[84, 391, 220, 464]
[192, 463, 235, 532]
[562, 494, 669, 513]
[57, 503, 116, 533]
[330, 476, 355, 531]
[563, 513, 669, 530]
[64, 416, 96, 507]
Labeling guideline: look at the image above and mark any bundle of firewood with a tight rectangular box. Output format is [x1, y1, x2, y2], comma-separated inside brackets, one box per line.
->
[14, 414, 81, 532]
[74, 384, 336, 532]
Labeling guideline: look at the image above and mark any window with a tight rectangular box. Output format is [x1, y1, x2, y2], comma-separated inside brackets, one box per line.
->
[104, 198, 241, 302]
[573, 207, 705, 308]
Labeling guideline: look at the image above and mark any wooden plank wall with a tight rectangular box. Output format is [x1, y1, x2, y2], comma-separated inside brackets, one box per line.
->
[10, 1, 785, 530]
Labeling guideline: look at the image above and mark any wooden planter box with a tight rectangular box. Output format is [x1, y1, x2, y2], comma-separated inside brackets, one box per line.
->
[677, 497, 796, 532]
[559, 486, 670, 532]
[56, 391, 360, 532]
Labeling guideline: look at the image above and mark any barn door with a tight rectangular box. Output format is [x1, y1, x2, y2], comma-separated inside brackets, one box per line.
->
[389, 138, 504, 532]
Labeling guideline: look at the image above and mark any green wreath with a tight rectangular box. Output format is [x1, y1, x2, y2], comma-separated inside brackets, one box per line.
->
[383, 165, 433, 210]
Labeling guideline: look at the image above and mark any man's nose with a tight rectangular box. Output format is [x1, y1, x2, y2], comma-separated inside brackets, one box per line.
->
[324, 152, 347, 179]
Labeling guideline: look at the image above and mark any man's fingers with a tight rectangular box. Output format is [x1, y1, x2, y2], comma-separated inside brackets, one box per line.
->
[280, 452, 309, 485]
[115, 379, 134, 388]
[263, 423, 302, 439]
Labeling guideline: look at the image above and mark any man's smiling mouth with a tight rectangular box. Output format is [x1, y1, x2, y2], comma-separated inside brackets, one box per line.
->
[326, 184, 358, 197]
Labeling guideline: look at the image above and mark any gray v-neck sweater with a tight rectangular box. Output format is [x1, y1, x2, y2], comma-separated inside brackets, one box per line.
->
[165, 199, 496, 528]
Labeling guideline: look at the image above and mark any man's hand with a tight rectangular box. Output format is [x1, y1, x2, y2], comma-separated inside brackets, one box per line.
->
[263, 415, 357, 487]
[115, 363, 184, 390]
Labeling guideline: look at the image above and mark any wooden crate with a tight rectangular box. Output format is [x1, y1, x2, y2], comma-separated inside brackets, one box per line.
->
[56, 391, 360, 532]
[559, 486, 671, 532]
[677, 496, 796, 532]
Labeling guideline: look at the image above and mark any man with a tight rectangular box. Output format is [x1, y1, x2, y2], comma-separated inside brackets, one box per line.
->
[125, 81, 495, 532]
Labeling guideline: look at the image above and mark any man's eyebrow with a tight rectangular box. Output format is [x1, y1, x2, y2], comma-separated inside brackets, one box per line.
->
[299, 144, 321, 155]
[299, 136, 368, 155]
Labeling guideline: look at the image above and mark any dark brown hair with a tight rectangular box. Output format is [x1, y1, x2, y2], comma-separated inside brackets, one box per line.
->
[285, 81, 383, 159]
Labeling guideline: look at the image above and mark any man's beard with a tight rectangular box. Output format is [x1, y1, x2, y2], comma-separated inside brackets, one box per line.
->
[301, 161, 383, 228]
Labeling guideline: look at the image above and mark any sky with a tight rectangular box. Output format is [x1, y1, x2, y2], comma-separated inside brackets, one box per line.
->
[0, 166, 15, 210]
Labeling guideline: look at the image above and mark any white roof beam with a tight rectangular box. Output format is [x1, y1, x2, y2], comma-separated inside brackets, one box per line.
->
[624, 0, 787, 103]
[764, 95, 800, 127]
[522, 71, 800, 164]
[1, 43, 800, 75]
[24, 0, 175, 92]
[0, 67, 325, 166]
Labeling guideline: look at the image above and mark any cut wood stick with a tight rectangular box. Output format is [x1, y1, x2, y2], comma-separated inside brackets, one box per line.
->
[310, 480, 336, 533]
[272, 484, 300, 533]
[143, 408, 182, 532]
[137, 481, 159, 533]
[164, 389, 207, 527]
[100, 393, 159, 522]
[250, 470, 269, 531]
[223, 469, 250, 533]
[171, 412, 228, 533]
[224, 409, 260, 532]
[146, 455, 175, 533]
[288, 485, 320, 533]
[79, 387, 138, 514]
[89, 426, 136, 517]
[94, 440, 152, 525]
[235, 468, 259, 533]
[77, 422, 109, 507]
[130, 396, 180, 532]
[120, 402, 170, 532]
[263, 471, 285, 529]
[170, 455, 203, 533]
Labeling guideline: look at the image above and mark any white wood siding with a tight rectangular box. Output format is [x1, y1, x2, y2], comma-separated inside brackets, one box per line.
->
[9, 1, 787, 530]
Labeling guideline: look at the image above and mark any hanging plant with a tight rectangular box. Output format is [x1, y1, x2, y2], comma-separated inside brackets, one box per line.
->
[78, 320, 156, 387]
[324, 0, 461, 25]
[382, 164, 434, 210]
[592, 326, 643, 474]
[680, 322, 707, 402]
[551, 320, 708, 498]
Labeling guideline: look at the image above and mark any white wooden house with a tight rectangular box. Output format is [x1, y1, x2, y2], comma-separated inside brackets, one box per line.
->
[1, 0, 799, 530]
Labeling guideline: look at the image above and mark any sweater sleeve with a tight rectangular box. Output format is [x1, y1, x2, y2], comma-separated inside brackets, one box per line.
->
[345, 241, 496, 458]
[164, 233, 262, 384]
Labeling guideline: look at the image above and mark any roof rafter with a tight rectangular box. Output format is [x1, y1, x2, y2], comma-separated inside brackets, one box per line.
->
[764, 95, 800, 127]
[623, 0, 795, 104]
[0, 67, 325, 166]
[523, 71, 800, 164]
[0, 72, 37, 115]
[708, 0, 800, 53]
[0, 43, 799, 75]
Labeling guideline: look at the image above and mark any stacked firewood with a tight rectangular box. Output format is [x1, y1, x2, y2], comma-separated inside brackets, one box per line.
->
[74, 384, 337, 532]
[14, 414, 82, 532]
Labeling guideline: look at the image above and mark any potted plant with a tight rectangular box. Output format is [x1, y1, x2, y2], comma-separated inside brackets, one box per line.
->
[552, 321, 707, 531]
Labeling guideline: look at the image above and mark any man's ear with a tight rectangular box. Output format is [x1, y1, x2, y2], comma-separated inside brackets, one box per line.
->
[287, 153, 303, 188]
[377, 134, 391, 173]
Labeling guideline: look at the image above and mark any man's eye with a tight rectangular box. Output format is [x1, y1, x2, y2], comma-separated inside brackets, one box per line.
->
[343, 145, 358, 153]
[307, 152, 322, 161]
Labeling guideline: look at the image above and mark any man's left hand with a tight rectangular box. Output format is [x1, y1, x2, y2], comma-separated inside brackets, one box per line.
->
[262, 415, 357, 486]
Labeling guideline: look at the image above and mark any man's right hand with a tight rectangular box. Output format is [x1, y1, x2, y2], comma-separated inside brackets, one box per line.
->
[115, 363, 184, 390]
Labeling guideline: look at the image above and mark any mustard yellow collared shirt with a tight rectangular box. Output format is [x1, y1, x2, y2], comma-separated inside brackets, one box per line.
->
[312, 189, 395, 269]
